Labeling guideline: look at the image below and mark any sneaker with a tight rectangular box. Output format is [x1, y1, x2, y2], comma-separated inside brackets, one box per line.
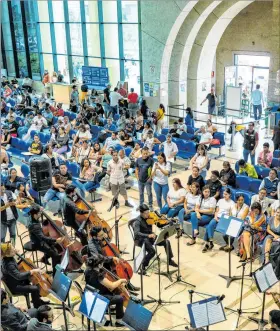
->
[169, 259, 178, 268]
[115, 321, 126, 327]
[219, 245, 227, 251]
[224, 245, 234, 252]
[187, 239, 196, 246]
[125, 201, 133, 208]
[202, 244, 209, 253]
[40, 256, 51, 265]
[209, 242, 214, 250]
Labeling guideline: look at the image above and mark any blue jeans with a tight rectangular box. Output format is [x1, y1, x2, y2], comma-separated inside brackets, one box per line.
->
[80, 181, 98, 192]
[43, 189, 65, 206]
[160, 204, 183, 218]
[178, 208, 191, 225]
[153, 182, 169, 209]
[138, 180, 153, 207]
[190, 212, 212, 238]
[72, 179, 86, 198]
[200, 170, 207, 180]
[243, 148, 256, 165]
[204, 218, 218, 241]
[1, 219, 16, 244]
[253, 104, 262, 120]
[103, 102, 111, 117]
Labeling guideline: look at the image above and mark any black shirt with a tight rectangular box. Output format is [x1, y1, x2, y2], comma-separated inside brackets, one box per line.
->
[187, 175, 205, 191]
[219, 168, 236, 187]
[28, 218, 56, 247]
[133, 215, 153, 241]
[81, 84, 88, 92]
[103, 88, 110, 104]
[206, 179, 222, 198]
[85, 266, 109, 295]
[1, 302, 29, 331]
[26, 95, 32, 107]
[135, 157, 154, 183]
[206, 93, 217, 107]
[52, 170, 72, 191]
[4, 176, 26, 192]
[87, 238, 113, 265]
[62, 195, 88, 229]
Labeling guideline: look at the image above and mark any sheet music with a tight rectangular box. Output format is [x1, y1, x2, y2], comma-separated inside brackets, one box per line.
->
[264, 263, 278, 288]
[90, 296, 108, 323]
[134, 242, 145, 273]
[60, 249, 69, 271]
[80, 290, 96, 317]
[207, 300, 226, 325]
[191, 303, 208, 328]
[226, 218, 242, 238]
[255, 269, 269, 292]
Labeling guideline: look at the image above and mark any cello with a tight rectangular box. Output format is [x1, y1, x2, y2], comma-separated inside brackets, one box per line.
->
[41, 211, 85, 271]
[17, 253, 52, 297]
[74, 191, 113, 240]
[102, 237, 133, 281]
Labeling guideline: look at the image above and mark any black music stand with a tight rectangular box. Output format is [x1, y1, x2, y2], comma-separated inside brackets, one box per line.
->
[216, 215, 243, 288]
[249, 262, 279, 329]
[107, 188, 121, 249]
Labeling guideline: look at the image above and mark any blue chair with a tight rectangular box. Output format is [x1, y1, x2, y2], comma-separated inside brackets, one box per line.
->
[21, 164, 30, 178]
[161, 128, 169, 135]
[187, 126, 196, 134]
[91, 125, 101, 136]
[235, 190, 252, 206]
[249, 179, 261, 194]
[254, 165, 263, 178]
[271, 158, 280, 168]
[261, 168, 270, 178]
[220, 186, 236, 200]
[125, 147, 132, 157]
[236, 175, 252, 190]
[114, 114, 120, 121]
[114, 144, 123, 152]
[53, 117, 58, 124]
[68, 163, 80, 178]
[30, 130, 39, 140]
[157, 134, 166, 143]
[235, 161, 239, 173]
[153, 144, 161, 155]
[273, 150, 280, 158]
[180, 132, 193, 141]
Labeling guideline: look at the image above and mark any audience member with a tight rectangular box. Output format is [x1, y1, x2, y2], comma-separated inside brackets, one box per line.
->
[190, 145, 209, 179]
[259, 168, 279, 202]
[219, 161, 236, 187]
[257, 142, 273, 168]
[206, 170, 222, 199]
[187, 166, 205, 191]
[238, 159, 258, 178]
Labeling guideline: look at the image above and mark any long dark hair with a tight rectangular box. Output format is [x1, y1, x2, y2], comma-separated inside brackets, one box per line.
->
[80, 157, 91, 170]
[159, 104, 165, 113]
[158, 152, 167, 165]
[172, 178, 183, 189]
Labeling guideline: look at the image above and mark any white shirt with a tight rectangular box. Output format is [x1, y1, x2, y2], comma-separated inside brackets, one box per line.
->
[200, 132, 212, 145]
[271, 200, 280, 212]
[107, 159, 125, 185]
[77, 147, 91, 164]
[185, 193, 200, 210]
[197, 196, 217, 211]
[78, 130, 92, 140]
[31, 116, 47, 130]
[163, 141, 178, 158]
[251, 194, 270, 213]
[110, 91, 122, 107]
[177, 123, 187, 133]
[144, 137, 154, 152]
[168, 188, 186, 205]
[216, 198, 235, 219]
[152, 162, 171, 185]
[193, 154, 207, 171]
[233, 203, 249, 218]
[105, 137, 120, 151]
[1, 193, 16, 221]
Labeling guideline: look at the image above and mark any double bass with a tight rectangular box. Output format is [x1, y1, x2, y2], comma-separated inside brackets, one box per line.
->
[74, 192, 113, 240]
[41, 211, 85, 271]
[17, 253, 52, 297]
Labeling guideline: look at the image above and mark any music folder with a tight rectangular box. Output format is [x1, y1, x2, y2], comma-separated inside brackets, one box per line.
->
[253, 262, 279, 293]
[154, 224, 177, 245]
[187, 296, 226, 329]
[123, 300, 153, 331]
[134, 242, 146, 273]
[216, 214, 243, 238]
[79, 289, 110, 324]
[48, 268, 72, 303]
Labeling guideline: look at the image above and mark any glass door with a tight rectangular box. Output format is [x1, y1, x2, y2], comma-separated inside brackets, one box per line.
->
[236, 65, 253, 100]
[253, 67, 269, 106]
[224, 66, 237, 87]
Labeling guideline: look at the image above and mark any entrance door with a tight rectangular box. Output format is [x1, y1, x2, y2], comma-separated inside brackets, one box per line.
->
[253, 67, 269, 106]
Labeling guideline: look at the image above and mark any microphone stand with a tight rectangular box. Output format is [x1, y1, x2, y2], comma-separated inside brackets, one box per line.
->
[107, 188, 120, 249]
[165, 225, 196, 290]
[225, 262, 259, 329]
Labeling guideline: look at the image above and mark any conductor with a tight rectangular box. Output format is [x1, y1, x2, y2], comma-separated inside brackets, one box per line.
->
[133, 204, 178, 274]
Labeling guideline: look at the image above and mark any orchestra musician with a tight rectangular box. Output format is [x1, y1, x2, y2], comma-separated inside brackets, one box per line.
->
[133, 204, 178, 274]
[88, 226, 140, 292]
[1, 243, 47, 308]
[85, 255, 126, 328]
[26, 205, 61, 274]
[62, 184, 89, 245]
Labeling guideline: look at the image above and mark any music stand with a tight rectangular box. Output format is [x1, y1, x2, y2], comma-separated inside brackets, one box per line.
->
[154, 224, 177, 281]
[122, 300, 153, 331]
[107, 188, 121, 249]
[249, 263, 279, 329]
[187, 296, 226, 330]
[216, 215, 243, 287]
[133, 242, 156, 306]
[79, 285, 110, 331]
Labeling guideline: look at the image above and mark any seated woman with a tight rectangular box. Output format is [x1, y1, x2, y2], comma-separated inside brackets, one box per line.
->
[49, 126, 58, 146]
[187, 185, 216, 246]
[234, 194, 249, 220]
[178, 182, 201, 226]
[28, 134, 43, 155]
[89, 142, 103, 166]
[79, 157, 102, 192]
[186, 166, 205, 192]
[259, 168, 279, 201]
[257, 142, 273, 168]
[190, 145, 209, 180]
[53, 126, 69, 155]
[4, 168, 27, 192]
[202, 188, 235, 253]
[219, 161, 236, 187]
[263, 206, 280, 264]
[160, 178, 186, 218]
[129, 142, 142, 165]
[0, 149, 10, 173]
[1, 125, 11, 149]
[71, 124, 92, 158]
[239, 202, 266, 262]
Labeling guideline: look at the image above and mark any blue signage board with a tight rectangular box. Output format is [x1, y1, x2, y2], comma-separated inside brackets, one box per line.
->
[82, 66, 109, 89]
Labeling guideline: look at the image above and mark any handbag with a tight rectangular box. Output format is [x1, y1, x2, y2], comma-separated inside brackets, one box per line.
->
[210, 139, 220, 145]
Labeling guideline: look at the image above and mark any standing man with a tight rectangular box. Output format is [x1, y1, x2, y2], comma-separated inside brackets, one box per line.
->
[71, 85, 79, 105]
[161, 134, 178, 162]
[109, 87, 123, 118]
[107, 150, 133, 208]
[242, 122, 259, 165]
[103, 83, 111, 118]
[251, 84, 264, 122]
[135, 147, 154, 211]
[200, 88, 217, 120]
[80, 81, 89, 104]
[127, 88, 138, 118]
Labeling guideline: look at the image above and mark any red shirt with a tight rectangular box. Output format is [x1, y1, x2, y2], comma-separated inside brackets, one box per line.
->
[128, 92, 138, 104]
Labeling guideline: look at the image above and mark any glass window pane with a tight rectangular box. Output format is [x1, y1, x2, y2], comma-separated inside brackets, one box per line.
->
[69, 24, 83, 56]
[103, 1, 117, 22]
[124, 60, 140, 94]
[24, 0, 37, 22]
[2, 23, 13, 50]
[52, 1, 64, 22]
[57, 55, 69, 83]
[11, 1, 25, 51]
[88, 58, 101, 67]
[68, 1, 81, 22]
[72, 56, 84, 82]
[26, 22, 38, 52]
[123, 24, 139, 60]
[11, 0, 22, 22]
[43, 54, 54, 75]
[106, 59, 120, 87]
[85, 0, 98, 22]
[122, 1, 138, 22]
[104, 25, 119, 58]
[18, 52, 28, 78]
[5, 51, 16, 77]
[1, 1, 9, 23]
[40, 24, 52, 53]
[235, 55, 270, 67]
[54, 23, 67, 54]
[30, 53, 41, 80]
[86, 24, 100, 57]
[38, 0, 49, 21]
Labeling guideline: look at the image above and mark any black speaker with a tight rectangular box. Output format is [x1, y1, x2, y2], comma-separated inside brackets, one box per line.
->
[30, 156, 52, 192]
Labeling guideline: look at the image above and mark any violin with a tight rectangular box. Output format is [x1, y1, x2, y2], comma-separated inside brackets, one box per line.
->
[74, 192, 113, 240]
[146, 211, 170, 226]
[41, 211, 84, 271]
[102, 237, 133, 280]
[17, 253, 52, 297]
[102, 266, 130, 307]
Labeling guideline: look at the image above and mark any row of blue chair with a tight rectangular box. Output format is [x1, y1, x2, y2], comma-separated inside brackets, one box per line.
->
[220, 186, 254, 206]
[273, 150, 280, 158]
[235, 175, 261, 193]
[235, 161, 280, 179]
